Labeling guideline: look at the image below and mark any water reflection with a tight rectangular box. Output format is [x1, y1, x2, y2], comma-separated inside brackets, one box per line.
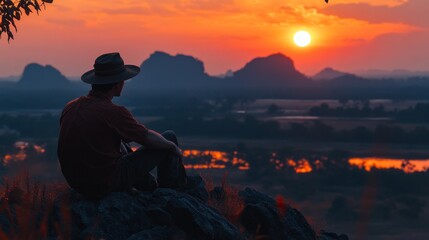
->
[3, 142, 429, 174]
[182, 149, 429, 173]
[182, 150, 249, 170]
[349, 158, 429, 173]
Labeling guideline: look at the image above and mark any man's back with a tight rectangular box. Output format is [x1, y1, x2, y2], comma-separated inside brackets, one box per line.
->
[58, 90, 148, 198]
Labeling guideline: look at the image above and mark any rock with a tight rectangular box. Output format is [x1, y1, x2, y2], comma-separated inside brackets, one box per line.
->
[0, 175, 347, 240]
[166, 193, 243, 240]
[239, 187, 317, 240]
[284, 207, 317, 240]
[240, 202, 285, 239]
[181, 175, 209, 203]
[127, 226, 186, 240]
[50, 177, 242, 240]
[53, 190, 152, 240]
[318, 230, 349, 240]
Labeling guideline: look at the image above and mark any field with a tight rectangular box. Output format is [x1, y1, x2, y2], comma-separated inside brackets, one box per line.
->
[179, 135, 429, 240]
[1, 99, 429, 239]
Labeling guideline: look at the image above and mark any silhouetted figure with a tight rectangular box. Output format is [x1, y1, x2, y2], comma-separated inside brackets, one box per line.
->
[57, 53, 187, 199]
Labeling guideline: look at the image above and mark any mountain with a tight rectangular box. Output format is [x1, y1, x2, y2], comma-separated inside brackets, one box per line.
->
[312, 67, 349, 81]
[232, 53, 309, 86]
[129, 51, 210, 89]
[17, 63, 71, 88]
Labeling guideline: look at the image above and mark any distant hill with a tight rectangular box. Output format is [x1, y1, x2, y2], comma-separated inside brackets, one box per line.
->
[129, 51, 211, 90]
[17, 63, 71, 89]
[232, 53, 309, 86]
[0, 75, 19, 82]
[328, 74, 371, 87]
[359, 69, 429, 79]
[2, 51, 429, 100]
[312, 67, 349, 81]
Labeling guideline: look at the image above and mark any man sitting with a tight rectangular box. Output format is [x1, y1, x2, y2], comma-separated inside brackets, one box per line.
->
[57, 52, 187, 199]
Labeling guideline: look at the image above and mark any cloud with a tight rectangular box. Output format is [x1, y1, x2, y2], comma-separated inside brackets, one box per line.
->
[45, 17, 86, 27]
[321, 0, 429, 28]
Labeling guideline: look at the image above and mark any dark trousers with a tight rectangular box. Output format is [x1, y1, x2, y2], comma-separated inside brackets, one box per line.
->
[116, 130, 187, 192]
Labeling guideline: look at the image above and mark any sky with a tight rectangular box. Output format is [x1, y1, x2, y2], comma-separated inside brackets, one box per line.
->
[0, 0, 428, 78]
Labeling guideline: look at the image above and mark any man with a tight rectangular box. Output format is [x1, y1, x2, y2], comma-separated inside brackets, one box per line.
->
[57, 52, 187, 199]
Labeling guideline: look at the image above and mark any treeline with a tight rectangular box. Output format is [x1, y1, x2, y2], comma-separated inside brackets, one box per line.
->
[309, 102, 429, 123]
[0, 114, 59, 144]
[2, 112, 429, 144]
[148, 115, 429, 144]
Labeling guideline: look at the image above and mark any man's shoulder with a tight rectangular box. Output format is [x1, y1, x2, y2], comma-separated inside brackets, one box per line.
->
[110, 104, 132, 115]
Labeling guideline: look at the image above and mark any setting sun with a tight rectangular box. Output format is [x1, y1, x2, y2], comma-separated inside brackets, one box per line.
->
[293, 30, 311, 48]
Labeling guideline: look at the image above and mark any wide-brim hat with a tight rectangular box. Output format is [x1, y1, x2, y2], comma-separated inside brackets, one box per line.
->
[81, 52, 140, 84]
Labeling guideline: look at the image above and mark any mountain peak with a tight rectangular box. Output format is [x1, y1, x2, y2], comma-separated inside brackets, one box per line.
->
[313, 67, 350, 81]
[130, 51, 208, 87]
[233, 53, 308, 84]
[18, 63, 70, 88]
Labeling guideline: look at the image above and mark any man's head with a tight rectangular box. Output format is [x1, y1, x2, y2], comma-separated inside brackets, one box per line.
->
[91, 80, 125, 96]
[81, 53, 140, 94]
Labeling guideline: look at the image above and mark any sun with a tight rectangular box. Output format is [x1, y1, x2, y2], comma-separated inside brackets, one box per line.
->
[293, 30, 311, 47]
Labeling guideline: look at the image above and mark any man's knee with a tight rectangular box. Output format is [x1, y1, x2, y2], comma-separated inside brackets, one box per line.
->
[162, 130, 178, 146]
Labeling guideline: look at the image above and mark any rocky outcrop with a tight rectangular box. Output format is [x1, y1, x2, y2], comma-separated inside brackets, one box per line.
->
[17, 63, 70, 88]
[0, 175, 348, 240]
[232, 53, 310, 86]
[130, 51, 210, 89]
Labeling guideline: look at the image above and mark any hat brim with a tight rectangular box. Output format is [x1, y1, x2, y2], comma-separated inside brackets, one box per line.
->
[81, 65, 140, 84]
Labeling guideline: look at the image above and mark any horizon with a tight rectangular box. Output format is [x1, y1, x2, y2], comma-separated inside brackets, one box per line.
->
[1, 0, 429, 78]
[2, 50, 429, 80]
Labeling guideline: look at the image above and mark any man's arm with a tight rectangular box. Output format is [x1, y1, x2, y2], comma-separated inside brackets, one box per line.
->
[108, 106, 182, 157]
[138, 130, 182, 157]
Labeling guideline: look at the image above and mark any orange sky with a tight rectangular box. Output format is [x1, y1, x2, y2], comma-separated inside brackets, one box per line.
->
[0, 0, 427, 77]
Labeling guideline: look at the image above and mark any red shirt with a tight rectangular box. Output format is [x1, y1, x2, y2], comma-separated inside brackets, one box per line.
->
[57, 90, 149, 198]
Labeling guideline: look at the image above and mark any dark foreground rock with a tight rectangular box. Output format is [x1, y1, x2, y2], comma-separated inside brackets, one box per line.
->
[0, 175, 348, 240]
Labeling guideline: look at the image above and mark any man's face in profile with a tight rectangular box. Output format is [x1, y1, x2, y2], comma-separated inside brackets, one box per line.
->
[114, 81, 125, 97]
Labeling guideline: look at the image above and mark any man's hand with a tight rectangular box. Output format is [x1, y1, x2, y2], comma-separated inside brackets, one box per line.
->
[171, 143, 183, 158]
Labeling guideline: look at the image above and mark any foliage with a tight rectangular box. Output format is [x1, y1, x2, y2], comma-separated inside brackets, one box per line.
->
[309, 102, 429, 123]
[205, 173, 245, 226]
[0, 0, 52, 41]
[0, 172, 70, 239]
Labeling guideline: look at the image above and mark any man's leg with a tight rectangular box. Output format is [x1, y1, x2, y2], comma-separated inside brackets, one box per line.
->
[118, 130, 187, 191]
[157, 130, 187, 188]
[117, 149, 161, 192]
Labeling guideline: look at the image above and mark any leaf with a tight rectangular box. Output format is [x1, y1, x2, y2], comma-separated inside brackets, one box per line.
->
[23, 6, 32, 16]
[14, 12, 21, 20]
[34, 0, 41, 12]
[7, 30, 14, 42]
[10, 19, 17, 32]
